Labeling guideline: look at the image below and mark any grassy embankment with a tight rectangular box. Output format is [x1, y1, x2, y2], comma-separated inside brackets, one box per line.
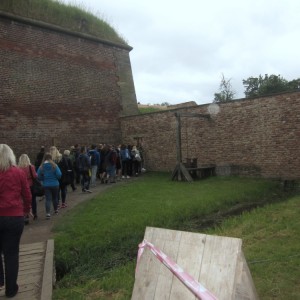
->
[52, 173, 299, 299]
[0, 0, 126, 45]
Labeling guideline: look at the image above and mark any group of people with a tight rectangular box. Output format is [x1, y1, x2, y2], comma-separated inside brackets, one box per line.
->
[67, 143, 145, 188]
[0, 142, 145, 298]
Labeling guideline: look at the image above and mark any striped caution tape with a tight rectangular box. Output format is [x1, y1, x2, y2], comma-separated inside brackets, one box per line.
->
[136, 239, 218, 300]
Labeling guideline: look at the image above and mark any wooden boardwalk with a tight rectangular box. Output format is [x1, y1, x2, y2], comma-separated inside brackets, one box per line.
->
[0, 240, 54, 300]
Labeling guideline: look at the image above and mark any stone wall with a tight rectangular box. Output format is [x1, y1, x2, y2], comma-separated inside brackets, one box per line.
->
[0, 11, 138, 160]
[121, 92, 300, 179]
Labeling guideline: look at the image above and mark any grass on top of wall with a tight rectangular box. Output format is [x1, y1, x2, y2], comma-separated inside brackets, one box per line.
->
[51, 173, 297, 299]
[0, 0, 127, 45]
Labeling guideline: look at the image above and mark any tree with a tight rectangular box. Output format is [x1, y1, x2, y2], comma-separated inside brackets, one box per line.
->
[214, 73, 236, 103]
[243, 74, 300, 98]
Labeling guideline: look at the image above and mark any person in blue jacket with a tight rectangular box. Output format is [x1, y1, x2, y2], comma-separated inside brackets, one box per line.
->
[37, 153, 62, 219]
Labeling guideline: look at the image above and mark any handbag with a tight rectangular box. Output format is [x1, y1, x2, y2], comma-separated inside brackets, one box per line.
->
[135, 153, 142, 162]
[29, 165, 45, 197]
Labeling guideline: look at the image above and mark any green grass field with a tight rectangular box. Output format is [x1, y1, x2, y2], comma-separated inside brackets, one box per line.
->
[52, 173, 299, 299]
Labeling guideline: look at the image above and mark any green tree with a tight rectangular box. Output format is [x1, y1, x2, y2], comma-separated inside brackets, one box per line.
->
[214, 73, 236, 103]
[243, 74, 300, 98]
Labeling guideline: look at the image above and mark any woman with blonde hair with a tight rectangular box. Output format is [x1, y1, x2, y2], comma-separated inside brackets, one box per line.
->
[18, 154, 39, 221]
[37, 153, 62, 219]
[0, 144, 31, 298]
[49, 146, 62, 164]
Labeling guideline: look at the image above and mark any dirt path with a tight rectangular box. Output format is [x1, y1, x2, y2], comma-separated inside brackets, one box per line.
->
[20, 181, 123, 244]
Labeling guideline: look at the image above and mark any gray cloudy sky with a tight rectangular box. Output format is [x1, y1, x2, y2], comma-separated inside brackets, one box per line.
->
[62, 0, 300, 105]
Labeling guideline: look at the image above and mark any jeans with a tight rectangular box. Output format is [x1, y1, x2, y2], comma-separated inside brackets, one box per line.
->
[90, 165, 98, 186]
[80, 170, 90, 190]
[121, 160, 130, 176]
[106, 165, 116, 179]
[59, 184, 67, 204]
[0, 216, 24, 296]
[31, 192, 37, 216]
[44, 186, 59, 214]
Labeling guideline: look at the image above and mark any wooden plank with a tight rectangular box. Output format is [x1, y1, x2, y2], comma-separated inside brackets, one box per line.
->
[132, 227, 258, 300]
[169, 231, 206, 300]
[179, 163, 193, 182]
[40, 239, 55, 300]
[131, 228, 159, 299]
[171, 164, 180, 180]
[18, 274, 41, 285]
[153, 229, 182, 300]
[199, 234, 242, 299]
[20, 242, 45, 252]
[0, 241, 51, 300]
[235, 251, 259, 300]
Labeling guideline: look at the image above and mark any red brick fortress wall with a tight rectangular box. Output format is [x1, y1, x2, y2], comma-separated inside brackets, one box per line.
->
[121, 92, 300, 179]
[0, 12, 138, 159]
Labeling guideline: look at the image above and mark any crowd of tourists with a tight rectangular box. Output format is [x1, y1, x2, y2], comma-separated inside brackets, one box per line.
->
[0, 142, 145, 298]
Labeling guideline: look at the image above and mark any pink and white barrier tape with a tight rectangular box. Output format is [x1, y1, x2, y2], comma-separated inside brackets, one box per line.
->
[136, 239, 218, 300]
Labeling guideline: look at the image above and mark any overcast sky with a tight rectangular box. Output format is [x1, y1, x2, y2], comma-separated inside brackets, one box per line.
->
[61, 0, 300, 105]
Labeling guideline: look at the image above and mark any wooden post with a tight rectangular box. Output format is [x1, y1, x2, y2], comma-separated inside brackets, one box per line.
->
[175, 113, 182, 164]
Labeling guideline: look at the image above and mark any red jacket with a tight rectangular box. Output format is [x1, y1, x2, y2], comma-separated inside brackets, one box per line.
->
[0, 166, 32, 216]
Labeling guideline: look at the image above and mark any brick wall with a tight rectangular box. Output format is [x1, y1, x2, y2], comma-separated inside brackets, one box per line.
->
[1, 13, 299, 180]
[121, 92, 300, 179]
[0, 12, 138, 160]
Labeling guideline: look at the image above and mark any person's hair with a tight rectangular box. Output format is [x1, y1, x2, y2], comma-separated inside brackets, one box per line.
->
[0, 144, 16, 171]
[41, 152, 57, 170]
[18, 154, 31, 168]
[49, 146, 62, 163]
[80, 146, 86, 153]
[64, 150, 70, 156]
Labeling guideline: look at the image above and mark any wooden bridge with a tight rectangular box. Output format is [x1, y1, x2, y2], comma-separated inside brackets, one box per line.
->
[0, 240, 54, 300]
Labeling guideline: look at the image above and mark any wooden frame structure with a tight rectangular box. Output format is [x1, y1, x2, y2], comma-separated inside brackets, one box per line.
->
[171, 112, 212, 182]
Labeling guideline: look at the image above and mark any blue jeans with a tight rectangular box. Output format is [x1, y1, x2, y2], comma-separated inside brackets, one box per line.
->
[0, 216, 24, 296]
[44, 186, 59, 214]
[59, 184, 67, 204]
[80, 170, 90, 190]
[106, 165, 116, 178]
[90, 165, 98, 186]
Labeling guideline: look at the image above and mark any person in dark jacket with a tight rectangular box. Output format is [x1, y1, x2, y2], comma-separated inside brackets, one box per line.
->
[34, 146, 45, 171]
[88, 144, 100, 187]
[77, 146, 92, 193]
[58, 150, 74, 208]
[0, 144, 31, 298]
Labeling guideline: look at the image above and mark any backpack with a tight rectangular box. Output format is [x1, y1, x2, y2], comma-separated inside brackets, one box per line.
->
[90, 151, 97, 166]
[120, 149, 129, 161]
[78, 154, 88, 171]
[58, 157, 72, 185]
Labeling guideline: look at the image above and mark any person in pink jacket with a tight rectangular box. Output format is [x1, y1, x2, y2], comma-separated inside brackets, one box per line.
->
[0, 144, 31, 298]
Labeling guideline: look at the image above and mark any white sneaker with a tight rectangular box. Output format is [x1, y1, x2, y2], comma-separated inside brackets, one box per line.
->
[126, 176, 130, 178]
